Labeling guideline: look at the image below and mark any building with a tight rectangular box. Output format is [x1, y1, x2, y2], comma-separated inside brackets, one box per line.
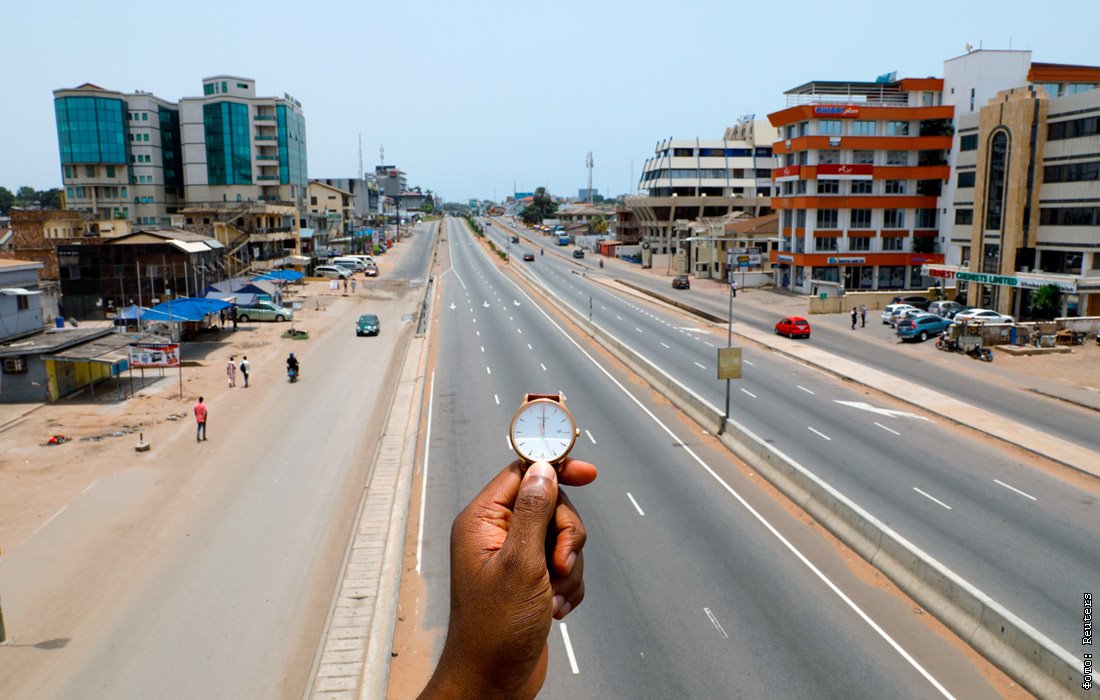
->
[374, 165, 407, 198]
[53, 83, 184, 225]
[180, 76, 307, 206]
[767, 78, 951, 293]
[57, 228, 227, 320]
[937, 59, 1100, 317]
[578, 188, 599, 201]
[0, 258, 47, 341]
[625, 118, 776, 272]
[174, 201, 302, 276]
[313, 177, 382, 224]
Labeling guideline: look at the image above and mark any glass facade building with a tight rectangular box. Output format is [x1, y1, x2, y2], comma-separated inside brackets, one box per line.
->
[159, 106, 183, 193]
[204, 102, 253, 185]
[277, 104, 307, 187]
[55, 96, 128, 164]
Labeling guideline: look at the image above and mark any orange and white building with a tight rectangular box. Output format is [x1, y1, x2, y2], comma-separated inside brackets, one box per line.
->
[767, 78, 951, 293]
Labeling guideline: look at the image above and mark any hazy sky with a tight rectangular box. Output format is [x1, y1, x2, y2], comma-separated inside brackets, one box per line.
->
[4, 0, 1098, 202]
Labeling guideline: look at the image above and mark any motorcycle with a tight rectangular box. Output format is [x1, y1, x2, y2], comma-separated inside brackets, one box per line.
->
[287, 366, 299, 382]
[965, 345, 994, 362]
[599, 259, 604, 269]
[935, 335, 958, 352]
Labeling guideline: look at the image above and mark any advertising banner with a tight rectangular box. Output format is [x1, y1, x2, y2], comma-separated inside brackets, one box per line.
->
[129, 343, 180, 367]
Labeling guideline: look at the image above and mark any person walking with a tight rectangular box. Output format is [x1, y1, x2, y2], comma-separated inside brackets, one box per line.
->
[343, 277, 349, 295]
[231, 305, 239, 331]
[226, 356, 237, 387]
[194, 396, 208, 442]
[860, 304, 867, 328]
[350, 278, 357, 294]
[851, 307, 858, 329]
[239, 356, 251, 388]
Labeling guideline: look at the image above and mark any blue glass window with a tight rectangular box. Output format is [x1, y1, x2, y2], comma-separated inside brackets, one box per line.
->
[204, 102, 252, 185]
[55, 96, 128, 165]
[277, 104, 308, 186]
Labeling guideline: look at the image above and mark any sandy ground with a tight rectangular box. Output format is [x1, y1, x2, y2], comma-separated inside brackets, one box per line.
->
[0, 261, 413, 555]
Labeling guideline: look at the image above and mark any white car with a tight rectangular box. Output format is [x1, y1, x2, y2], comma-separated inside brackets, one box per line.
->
[954, 308, 1015, 324]
[881, 303, 918, 325]
[892, 307, 926, 326]
[314, 265, 351, 279]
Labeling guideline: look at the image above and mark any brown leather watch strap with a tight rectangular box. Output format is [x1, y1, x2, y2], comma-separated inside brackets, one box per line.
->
[523, 392, 562, 403]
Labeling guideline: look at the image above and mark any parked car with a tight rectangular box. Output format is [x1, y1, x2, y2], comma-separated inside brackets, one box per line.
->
[511, 235, 520, 243]
[881, 303, 918, 325]
[954, 308, 1015, 324]
[331, 256, 366, 272]
[355, 314, 380, 336]
[672, 275, 690, 290]
[572, 248, 585, 259]
[314, 265, 350, 279]
[891, 295, 931, 310]
[928, 300, 965, 318]
[523, 252, 536, 262]
[345, 254, 377, 266]
[775, 316, 811, 339]
[892, 307, 927, 326]
[363, 263, 379, 277]
[896, 313, 953, 342]
[237, 301, 293, 322]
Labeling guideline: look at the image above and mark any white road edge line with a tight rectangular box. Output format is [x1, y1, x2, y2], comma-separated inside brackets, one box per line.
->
[585, 429, 597, 444]
[479, 222, 956, 700]
[494, 394, 500, 405]
[994, 479, 1038, 501]
[874, 422, 901, 436]
[560, 622, 580, 674]
[797, 385, 815, 395]
[415, 370, 435, 574]
[635, 327, 644, 333]
[744, 360, 755, 366]
[660, 342, 670, 349]
[694, 361, 706, 370]
[527, 343, 533, 350]
[704, 607, 729, 639]
[486, 366, 491, 375]
[741, 388, 757, 398]
[808, 426, 832, 441]
[627, 492, 645, 516]
[913, 487, 953, 510]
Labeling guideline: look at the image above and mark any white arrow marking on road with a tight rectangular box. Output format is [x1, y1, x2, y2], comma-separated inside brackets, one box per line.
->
[483, 301, 490, 307]
[677, 327, 705, 333]
[834, 400, 931, 421]
[513, 300, 520, 306]
[449, 303, 456, 310]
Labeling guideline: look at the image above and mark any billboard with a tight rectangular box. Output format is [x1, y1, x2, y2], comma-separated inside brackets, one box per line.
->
[129, 343, 180, 367]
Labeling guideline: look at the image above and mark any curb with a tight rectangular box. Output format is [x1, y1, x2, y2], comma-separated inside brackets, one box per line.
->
[507, 252, 1088, 699]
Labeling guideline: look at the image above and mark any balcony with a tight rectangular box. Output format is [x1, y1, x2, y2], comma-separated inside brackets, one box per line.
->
[256, 154, 278, 161]
[254, 114, 276, 122]
[256, 175, 279, 182]
[254, 134, 276, 142]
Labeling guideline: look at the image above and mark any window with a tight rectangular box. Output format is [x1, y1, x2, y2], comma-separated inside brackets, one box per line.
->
[783, 209, 793, 227]
[2, 357, 29, 374]
[1044, 161, 1100, 183]
[105, 165, 115, 177]
[851, 180, 873, 194]
[917, 209, 937, 228]
[1048, 116, 1100, 140]
[852, 120, 876, 136]
[957, 171, 976, 188]
[960, 134, 978, 151]
[852, 150, 874, 165]
[817, 180, 839, 194]
[816, 210, 838, 228]
[884, 180, 906, 194]
[955, 208, 973, 225]
[796, 210, 806, 228]
[142, 112, 148, 121]
[121, 187, 127, 197]
[1039, 207, 1100, 226]
[310, 196, 318, 205]
[815, 236, 838, 251]
[886, 121, 910, 136]
[883, 209, 905, 228]
[66, 187, 74, 199]
[886, 150, 909, 165]
[672, 147, 694, 157]
[819, 120, 842, 135]
[798, 122, 809, 137]
[795, 179, 807, 194]
[818, 150, 839, 164]
[985, 131, 1009, 230]
[850, 209, 872, 228]
[237, 82, 249, 89]
[222, 81, 228, 93]
[878, 265, 907, 288]
[85, 165, 95, 177]
[882, 237, 904, 251]
[204, 83, 215, 95]
[849, 236, 871, 251]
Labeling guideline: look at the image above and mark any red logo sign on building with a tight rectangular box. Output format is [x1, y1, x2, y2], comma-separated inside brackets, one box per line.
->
[813, 105, 861, 118]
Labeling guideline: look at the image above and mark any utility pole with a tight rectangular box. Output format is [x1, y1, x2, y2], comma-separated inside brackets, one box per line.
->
[358, 133, 364, 181]
[586, 151, 594, 203]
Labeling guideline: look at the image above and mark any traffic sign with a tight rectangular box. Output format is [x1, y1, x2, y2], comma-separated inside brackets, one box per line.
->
[717, 347, 742, 379]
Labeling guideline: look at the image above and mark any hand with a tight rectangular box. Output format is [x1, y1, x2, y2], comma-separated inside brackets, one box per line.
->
[420, 458, 597, 699]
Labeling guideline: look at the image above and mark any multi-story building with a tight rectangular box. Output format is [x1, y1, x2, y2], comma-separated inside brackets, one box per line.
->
[53, 83, 184, 225]
[313, 177, 382, 224]
[180, 76, 308, 206]
[767, 78, 951, 293]
[625, 119, 776, 271]
[374, 165, 407, 198]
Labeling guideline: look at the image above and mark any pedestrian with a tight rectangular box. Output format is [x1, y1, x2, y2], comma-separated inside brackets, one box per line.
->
[231, 305, 238, 331]
[194, 396, 208, 442]
[219, 309, 226, 329]
[239, 355, 251, 387]
[351, 278, 357, 294]
[851, 307, 858, 329]
[343, 277, 349, 295]
[860, 304, 867, 328]
[226, 356, 237, 387]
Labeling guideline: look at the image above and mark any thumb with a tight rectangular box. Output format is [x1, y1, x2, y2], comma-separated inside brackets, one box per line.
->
[503, 461, 559, 566]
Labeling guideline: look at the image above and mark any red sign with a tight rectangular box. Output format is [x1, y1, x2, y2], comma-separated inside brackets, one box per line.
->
[774, 165, 801, 181]
[813, 105, 861, 118]
[816, 164, 873, 179]
[927, 267, 956, 279]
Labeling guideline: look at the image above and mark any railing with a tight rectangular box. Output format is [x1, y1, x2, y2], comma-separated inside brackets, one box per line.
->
[256, 154, 277, 161]
[256, 175, 279, 181]
[254, 134, 276, 141]
[254, 115, 276, 121]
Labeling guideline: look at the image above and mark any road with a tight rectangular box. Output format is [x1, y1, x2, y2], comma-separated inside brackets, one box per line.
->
[408, 217, 1010, 698]
[0, 223, 438, 699]
[485, 217, 1100, 657]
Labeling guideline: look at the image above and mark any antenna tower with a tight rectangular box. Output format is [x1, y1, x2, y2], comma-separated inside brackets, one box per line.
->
[586, 151, 594, 203]
[358, 133, 364, 180]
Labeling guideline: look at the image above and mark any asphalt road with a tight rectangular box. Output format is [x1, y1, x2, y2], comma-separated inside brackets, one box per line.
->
[412, 217, 1009, 698]
[487, 217, 1100, 657]
[0, 223, 438, 699]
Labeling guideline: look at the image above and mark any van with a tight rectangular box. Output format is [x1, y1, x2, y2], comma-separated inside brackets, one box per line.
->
[345, 254, 376, 266]
[332, 257, 366, 272]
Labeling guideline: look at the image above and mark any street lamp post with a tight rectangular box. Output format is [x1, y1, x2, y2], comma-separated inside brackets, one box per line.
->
[719, 266, 733, 436]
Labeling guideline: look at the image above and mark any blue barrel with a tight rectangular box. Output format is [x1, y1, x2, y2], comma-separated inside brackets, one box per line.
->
[55, 317, 65, 328]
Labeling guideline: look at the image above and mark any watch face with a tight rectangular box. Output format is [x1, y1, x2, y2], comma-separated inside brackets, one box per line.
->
[510, 399, 576, 464]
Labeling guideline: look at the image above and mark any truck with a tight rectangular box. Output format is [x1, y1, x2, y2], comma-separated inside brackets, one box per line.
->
[556, 234, 570, 246]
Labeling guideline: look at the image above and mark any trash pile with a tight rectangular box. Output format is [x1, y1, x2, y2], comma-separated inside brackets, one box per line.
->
[44, 434, 71, 446]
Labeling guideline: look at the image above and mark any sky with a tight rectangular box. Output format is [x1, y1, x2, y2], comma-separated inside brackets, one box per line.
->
[4, 0, 1099, 203]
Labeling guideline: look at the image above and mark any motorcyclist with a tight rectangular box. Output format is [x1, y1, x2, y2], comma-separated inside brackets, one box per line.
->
[540, 247, 544, 256]
[599, 258, 604, 269]
[287, 352, 300, 377]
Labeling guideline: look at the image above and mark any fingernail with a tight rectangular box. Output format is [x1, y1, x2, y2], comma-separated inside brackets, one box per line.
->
[552, 594, 564, 615]
[566, 551, 577, 571]
[526, 461, 555, 480]
[559, 601, 572, 617]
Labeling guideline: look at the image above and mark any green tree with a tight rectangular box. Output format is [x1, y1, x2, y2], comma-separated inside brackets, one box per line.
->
[520, 186, 558, 224]
[37, 188, 62, 209]
[15, 186, 36, 207]
[1031, 284, 1060, 320]
[591, 214, 609, 235]
[0, 186, 13, 215]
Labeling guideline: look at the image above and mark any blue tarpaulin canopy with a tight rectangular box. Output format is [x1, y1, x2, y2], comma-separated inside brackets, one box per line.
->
[115, 304, 149, 321]
[146, 297, 232, 322]
[252, 269, 304, 282]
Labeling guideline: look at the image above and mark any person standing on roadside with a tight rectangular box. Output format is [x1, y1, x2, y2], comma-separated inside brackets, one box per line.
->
[231, 305, 239, 331]
[343, 277, 349, 295]
[351, 278, 357, 294]
[226, 356, 237, 387]
[860, 304, 867, 328]
[239, 356, 251, 388]
[194, 396, 208, 442]
[851, 307, 858, 329]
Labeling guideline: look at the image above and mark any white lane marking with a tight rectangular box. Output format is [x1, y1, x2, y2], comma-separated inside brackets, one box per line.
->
[635, 327, 644, 333]
[834, 400, 931, 421]
[617, 315, 623, 320]
[704, 607, 729, 639]
[416, 370, 436, 574]
[600, 305, 607, 310]
[660, 342, 671, 349]
[797, 385, 815, 395]
[560, 623, 580, 674]
[744, 360, 755, 366]
[517, 328, 522, 334]
[913, 487, 953, 510]
[480, 346, 485, 353]
[741, 388, 757, 398]
[627, 492, 645, 516]
[509, 316, 514, 321]
[486, 366, 491, 375]
[527, 343, 533, 350]
[482, 224, 957, 699]
[874, 422, 901, 436]
[994, 479, 1038, 501]
[808, 426, 832, 441]
[585, 429, 597, 444]
[704, 341, 715, 347]
[540, 363, 548, 372]
[494, 394, 500, 405]
[476, 330, 480, 336]
[694, 361, 706, 369]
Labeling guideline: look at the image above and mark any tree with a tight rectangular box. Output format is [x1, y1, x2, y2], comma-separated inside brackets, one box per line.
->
[591, 214, 609, 235]
[37, 188, 63, 209]
[1030, 284, 1060, 320]
[0, 186, 13, 215]
[15, 186, 36, 207]
[520, 186, 558, 224]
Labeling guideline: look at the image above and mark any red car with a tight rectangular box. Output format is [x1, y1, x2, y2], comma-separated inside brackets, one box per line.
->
[775, 316, 811, 338]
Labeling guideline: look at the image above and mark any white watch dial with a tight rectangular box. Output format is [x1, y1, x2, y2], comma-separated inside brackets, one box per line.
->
[511, 400, 575, 463]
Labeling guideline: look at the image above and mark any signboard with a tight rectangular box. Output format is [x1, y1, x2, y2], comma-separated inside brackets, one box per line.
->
[129, 343, 180, 368]
[816, 164, 873, 180]
[924, 265, 1078, 293]
[827, 256, 866, 264]
[774, 165, 801, 182]
[813, 105, 861, 118]
[717, 347, 742, 380]
[776, 254, 795, 263]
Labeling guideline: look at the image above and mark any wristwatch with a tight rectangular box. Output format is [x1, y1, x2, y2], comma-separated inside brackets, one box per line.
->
[509, 392, 580, 467]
